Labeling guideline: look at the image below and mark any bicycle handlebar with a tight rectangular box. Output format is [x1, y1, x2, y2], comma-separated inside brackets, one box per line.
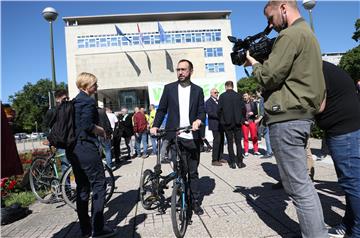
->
[151, 124, 203, 138]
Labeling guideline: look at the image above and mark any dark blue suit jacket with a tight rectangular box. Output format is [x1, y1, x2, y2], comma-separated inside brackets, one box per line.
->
[74, 90, 99, 144]
[205, 97, 221, 131]
[218, 89, 245, 129]
[153, 81, 205, 140]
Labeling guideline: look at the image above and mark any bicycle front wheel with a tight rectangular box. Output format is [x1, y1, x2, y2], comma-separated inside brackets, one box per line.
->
[61, 162, 115, 210]
[171, 179, 189, 238]
[140, 169, 158, 210]
[29, 157, 60, 203]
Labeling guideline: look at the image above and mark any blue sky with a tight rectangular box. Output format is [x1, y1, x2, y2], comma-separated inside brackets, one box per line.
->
[1, 1, 359, 103]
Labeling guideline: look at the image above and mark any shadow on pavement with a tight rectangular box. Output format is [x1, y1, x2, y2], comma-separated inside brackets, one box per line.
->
[233, 183, 299, 237]
[115, 213, 147, 238]
[315, 180, 345, 226]
[262, 160, 346, 227]
[198, 176, 216, 204]
[52, 189, 141, 238]
[105, 189, 139, 227]
[233, 162, 301, 236]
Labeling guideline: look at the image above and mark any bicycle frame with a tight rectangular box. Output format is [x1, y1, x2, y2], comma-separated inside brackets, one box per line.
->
[140, 126, 192, 207]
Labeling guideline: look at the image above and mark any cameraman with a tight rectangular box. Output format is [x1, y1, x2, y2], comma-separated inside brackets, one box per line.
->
[245, 1, 327, 238]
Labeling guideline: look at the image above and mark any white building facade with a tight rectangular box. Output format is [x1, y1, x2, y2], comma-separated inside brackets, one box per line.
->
[63, 11, 236, 112]
[322, 52, 344, 66]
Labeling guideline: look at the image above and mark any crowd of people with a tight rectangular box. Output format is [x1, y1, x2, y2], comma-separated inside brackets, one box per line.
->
[41, 1, 359, 238]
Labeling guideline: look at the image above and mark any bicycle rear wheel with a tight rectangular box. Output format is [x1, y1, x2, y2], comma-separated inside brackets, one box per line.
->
[139, 169, 158, 210]
[29, 157, 60, 203]
[61, 162, 115, 210]
[171, 179, 189, 238]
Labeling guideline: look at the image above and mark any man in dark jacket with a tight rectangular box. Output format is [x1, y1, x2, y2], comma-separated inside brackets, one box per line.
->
[97, 107, 113, 167]
[205, 88, 225, 166]
[150, 59, 205, 215]
[218, 81, 245, 169]
[43, 89, 70, 177]
[115, 107, 134, 159]
[316, 61, 360, 238]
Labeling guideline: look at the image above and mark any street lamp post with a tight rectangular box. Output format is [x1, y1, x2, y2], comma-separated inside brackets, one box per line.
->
[42, 7, 58, 108]
[302, 0, 316, 32]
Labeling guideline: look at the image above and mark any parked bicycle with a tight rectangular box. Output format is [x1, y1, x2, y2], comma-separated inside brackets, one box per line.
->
[29, 146, 115, 210]
[140, 126, 195, 238]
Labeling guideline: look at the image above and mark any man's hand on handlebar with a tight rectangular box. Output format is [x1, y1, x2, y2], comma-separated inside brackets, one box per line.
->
[150, 127, 158, 135]
[192, 119, 202, 131]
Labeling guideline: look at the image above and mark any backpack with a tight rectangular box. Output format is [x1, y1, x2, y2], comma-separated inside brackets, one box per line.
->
[47, 99, 76, 149]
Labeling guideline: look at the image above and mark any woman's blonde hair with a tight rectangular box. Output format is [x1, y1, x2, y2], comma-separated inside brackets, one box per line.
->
[76, 72, 97, 90]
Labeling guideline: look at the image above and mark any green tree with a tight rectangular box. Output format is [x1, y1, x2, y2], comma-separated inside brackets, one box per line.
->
[352, 18, 359, 42]
[9, 79, 67, 133]
[339, 46, 360, 81]
[339, 19, 360, 82]
[237, 76, 259, 94]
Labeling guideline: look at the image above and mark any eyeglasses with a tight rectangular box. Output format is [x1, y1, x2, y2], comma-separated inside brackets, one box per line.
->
[214, 92, 219, 94]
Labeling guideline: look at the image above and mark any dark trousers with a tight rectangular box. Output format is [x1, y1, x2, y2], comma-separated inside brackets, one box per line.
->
[123, 136, 131, 157]
[113, 133, 122, 159]
[171, 138, 201, 203]
[69, 140, 106, 235]
[211, 130, 224, 162]
[224, 127, 243, 164]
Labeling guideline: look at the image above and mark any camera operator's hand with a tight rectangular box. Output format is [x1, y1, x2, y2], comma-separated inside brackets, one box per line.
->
[244, 51, 259, 66]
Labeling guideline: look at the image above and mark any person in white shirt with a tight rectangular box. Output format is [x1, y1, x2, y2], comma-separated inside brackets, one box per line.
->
[150, 59, 206, 216]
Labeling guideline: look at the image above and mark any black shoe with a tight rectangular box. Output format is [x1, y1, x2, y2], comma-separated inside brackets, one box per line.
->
[236, 162, 246, 169]
[92, 226, 117, 238]
[260, 154, 273, 159]
[81, 233, 91, 238]
[211, 161, 222, 166]
[193, 204, 204, 215]
[230, 163, 236, 169]
[272, 181, 283, 190]
[115, 158, 121, 164]
[161, 158, 171, 163]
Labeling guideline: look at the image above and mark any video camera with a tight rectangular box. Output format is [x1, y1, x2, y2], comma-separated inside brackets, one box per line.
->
[228, 25, 275, 66]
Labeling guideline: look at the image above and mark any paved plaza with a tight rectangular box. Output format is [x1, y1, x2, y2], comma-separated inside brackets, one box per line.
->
[1, 138, 344, 238]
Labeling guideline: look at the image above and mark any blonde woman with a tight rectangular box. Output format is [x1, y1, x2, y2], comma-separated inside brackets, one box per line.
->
[69, 72, 116, 238]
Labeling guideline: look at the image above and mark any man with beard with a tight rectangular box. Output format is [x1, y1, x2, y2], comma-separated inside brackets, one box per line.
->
[150, 59, 205, 215]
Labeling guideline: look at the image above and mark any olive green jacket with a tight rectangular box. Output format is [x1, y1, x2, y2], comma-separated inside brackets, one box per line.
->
[252, 18, 325, 125]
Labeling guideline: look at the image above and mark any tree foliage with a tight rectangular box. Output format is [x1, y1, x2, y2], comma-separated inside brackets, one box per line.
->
[9, 79, 67, 133]
[339, 46, 360, 82]
[339, 19, 360, 82]
[352, 18, 360, 42]
[237, 76, 259, 94]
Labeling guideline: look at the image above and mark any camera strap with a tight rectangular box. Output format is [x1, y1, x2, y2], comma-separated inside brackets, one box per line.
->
[244, 67, 251, 78]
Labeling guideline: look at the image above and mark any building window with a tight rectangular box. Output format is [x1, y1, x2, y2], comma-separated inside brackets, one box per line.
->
[204, 47, 223, 57]
[205, 63, 225, 73]
[76, 28, 222, 49]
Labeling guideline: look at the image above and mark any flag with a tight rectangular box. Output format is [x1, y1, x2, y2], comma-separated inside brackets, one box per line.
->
[115, 25, 131, 42]
[125, 52, 141, 76]
[165, 50, 174, 72]
[145, 51, 152, 73]
[137, 23, 144, 47]
[158, 22, 166, 43]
